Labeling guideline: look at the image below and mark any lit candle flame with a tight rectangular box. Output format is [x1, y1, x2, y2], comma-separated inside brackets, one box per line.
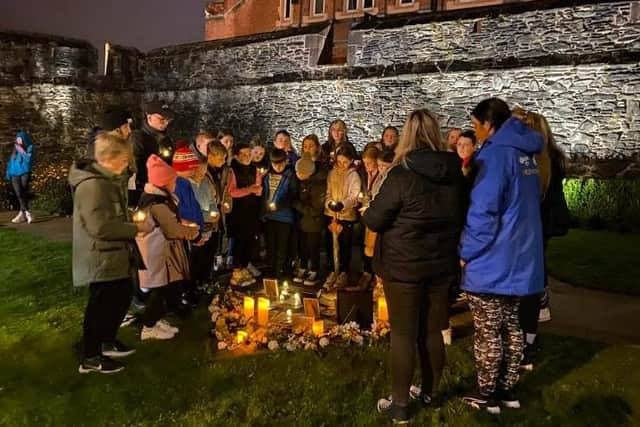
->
[132, 210, 146, 223]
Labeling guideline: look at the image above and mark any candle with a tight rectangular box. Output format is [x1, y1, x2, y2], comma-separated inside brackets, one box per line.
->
[132, 210, 146, 223]
[283, 281, 289, 291]
[312, 319, 324, 336]
[279, 293, 286, 303]
[258, 167, 267, 175]
[268, 202, 276, 211]
[293, 293, 301, 308]
[377, 297, 389, 322]
[357, 192, 364, 202]
[223, 202, 230, 211]
[243, 296, 255, 321]
[286, 309, 293, 323]
[210, 211, 220, 220]
[257, 297, 270, 326]
[161, 148, 171, 158]
[236, 330, 248, 344]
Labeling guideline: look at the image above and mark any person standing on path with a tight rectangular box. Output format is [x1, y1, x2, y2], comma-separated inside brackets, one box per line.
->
[459, 98, 545, 414]
[6, 131, 35, 224]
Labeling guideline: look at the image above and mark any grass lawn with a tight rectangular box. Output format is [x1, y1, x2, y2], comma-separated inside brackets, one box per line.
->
[547, 229, 640, 295]
[1, 227, 639, 426]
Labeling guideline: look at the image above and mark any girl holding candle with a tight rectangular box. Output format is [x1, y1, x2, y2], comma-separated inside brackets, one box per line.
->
[362, 110, 466, 424]
[323, 144, 362, 290]
[136, 154, 200, 341]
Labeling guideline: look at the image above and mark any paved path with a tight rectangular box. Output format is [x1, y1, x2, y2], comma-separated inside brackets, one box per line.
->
[2, 211, 639, 344]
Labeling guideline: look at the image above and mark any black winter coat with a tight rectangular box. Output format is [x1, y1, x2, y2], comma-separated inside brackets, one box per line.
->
[131, 122, 174, 190]
[362, 148, 466, 284]
[292, 168, 327, 233]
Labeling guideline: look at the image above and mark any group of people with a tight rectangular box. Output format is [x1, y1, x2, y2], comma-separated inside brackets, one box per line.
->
[7, 94, 567, 422]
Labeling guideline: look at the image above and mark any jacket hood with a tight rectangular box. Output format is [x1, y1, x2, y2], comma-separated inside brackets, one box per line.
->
[16, 131, 33, 148]
[403, 148, 462, 183]
[488, 117, 544, 154]
[68, 160, 111, 187]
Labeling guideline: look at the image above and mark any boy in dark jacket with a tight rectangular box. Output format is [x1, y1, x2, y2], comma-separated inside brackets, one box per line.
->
[262, 149, 298, 279]
[292, 154, 327, 286]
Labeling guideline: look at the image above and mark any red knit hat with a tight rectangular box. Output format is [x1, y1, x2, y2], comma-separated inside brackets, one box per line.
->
[172, 140, 200, 172]
[147, 154, 177, 188]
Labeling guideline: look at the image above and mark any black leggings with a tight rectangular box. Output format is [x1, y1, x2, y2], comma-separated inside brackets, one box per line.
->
[299, 231, 321, 272]
[11, 174, 30, 212]
[384, 277, 451, 406]
[519, 238, 550, 335]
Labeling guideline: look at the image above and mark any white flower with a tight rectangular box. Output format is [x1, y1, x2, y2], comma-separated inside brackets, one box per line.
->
[353, 335, 364, 345]
[217, 341, 228, 350]
[268, 340, 280, 351]
[304, 342, 317, 351]
[286, 342, 297, 352]
[319, 337, 330, 348]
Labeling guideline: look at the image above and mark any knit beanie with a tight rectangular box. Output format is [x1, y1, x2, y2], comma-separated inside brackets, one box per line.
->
[100, 107, 133, 131]
[147, 154, 177, 188]
[172, 140, 200, 172]
[295, 153, 316, 176]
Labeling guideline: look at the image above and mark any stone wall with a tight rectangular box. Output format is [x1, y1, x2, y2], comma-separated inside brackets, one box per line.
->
[144, 1, 640, 176]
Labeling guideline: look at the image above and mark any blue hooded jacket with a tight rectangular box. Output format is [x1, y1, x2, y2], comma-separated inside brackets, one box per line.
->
[175, 176, 205, 233]
[262, 167, 296, 225]
[6, 131, 34, 180]
[460, 117, 544, 297]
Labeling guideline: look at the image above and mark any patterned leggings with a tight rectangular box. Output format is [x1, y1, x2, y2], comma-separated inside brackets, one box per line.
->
[466, 293, 524, 396]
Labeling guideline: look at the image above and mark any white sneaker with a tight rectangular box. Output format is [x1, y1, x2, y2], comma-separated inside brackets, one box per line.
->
[11, 211, 25, 223]
[157, 319, 179, 334]
[293, 268, 307, 283]
[24, 211, 33, 224]
[441, 327, 452, 346]
[303, 271, 318, 286]
[141, 323, 175, 340]
[246, 262, 261, 278]
[538, 307, 551, 323]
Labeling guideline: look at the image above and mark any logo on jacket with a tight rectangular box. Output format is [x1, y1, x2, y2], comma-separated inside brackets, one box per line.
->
[520, 155, 539, 176]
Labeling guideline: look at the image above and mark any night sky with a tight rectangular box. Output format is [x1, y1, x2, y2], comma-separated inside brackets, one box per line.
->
[0, 0, 204, 53]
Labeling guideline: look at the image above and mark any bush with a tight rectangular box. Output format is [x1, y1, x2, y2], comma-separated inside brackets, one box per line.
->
[29, 162, 73, 216]
[564, 178, 640, 232]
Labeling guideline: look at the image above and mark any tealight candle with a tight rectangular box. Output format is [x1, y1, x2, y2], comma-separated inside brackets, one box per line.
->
[286, 309, 293, 323]
[312, 319, 324, 336]
[293, 293, 301, 308]
[161, 148, 171, 158]
[377, 297, 389, 322]
[257, 297, 270, 326]
[132, 210, 146, 223]
[268, 202, 276, 211]
[279, 293, 286, 303]
[223, 202, 230, 211]
[210, 211, 220, 220]
[243, 296, 255, 321]
[236, 330, 248, 344]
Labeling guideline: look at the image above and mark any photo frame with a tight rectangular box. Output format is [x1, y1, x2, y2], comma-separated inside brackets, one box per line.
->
[303, 298, 321, 319]
[263, 278, 279, 300]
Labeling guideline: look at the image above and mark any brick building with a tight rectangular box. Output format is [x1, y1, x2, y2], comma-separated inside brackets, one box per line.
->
[205, 0, 533, 63]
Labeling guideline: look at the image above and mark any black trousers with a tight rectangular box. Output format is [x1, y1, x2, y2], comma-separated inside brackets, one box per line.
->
[384, 277, 451, 406]
[11, 174, 30, 211]
[82, 278, 133, 358]
[265, 220, 294, 276]
[142, 282, 183, 327]
[299, 231, 321, 272]
[519, 237, 550, 335]
[190, 232, 218, 284]
[325, 218, 355, 274]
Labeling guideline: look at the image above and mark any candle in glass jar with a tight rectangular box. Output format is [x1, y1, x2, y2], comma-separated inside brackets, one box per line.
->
[257, 297, 270, 326]
[377, 297, 389, 322]
[236, 330, 248, 344]
[312, 319, 324, 336]
[243, 296, 255, 321]
[293, 293, 301, 308]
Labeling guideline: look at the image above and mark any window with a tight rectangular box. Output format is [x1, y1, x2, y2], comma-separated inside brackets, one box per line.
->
[346, 0, 358, 11]
[283, 0, 292, 19]
[399, 0, 414, 4]
[313, 0, 324, 15]
[363, 0, 374, 8]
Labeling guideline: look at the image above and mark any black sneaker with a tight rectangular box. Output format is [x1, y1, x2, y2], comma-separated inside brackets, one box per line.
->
[376, 396, 410, 424]
[78, 356, 125, 374]
[462, 389, 500, 415]
[497, 388, 521, 409]
[409, 384, 432, 406]
[102, 340, 136, 358]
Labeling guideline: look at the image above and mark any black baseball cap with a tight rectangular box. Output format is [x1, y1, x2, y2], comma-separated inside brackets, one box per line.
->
[144, 100, 175, 119]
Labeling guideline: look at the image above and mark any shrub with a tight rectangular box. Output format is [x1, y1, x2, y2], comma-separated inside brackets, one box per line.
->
[29, 162, 73, 216]
[564, 178, 640, 232]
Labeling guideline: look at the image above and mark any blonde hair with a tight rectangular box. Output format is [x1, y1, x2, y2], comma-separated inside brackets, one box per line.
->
[328, 119, 347, 146]
[95, 132, 130, 163]
[514, 109, 565, 195]
[394, 109, 445, 165]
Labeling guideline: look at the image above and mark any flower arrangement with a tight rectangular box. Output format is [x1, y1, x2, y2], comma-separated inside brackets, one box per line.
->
[209, 289, 390, 352]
